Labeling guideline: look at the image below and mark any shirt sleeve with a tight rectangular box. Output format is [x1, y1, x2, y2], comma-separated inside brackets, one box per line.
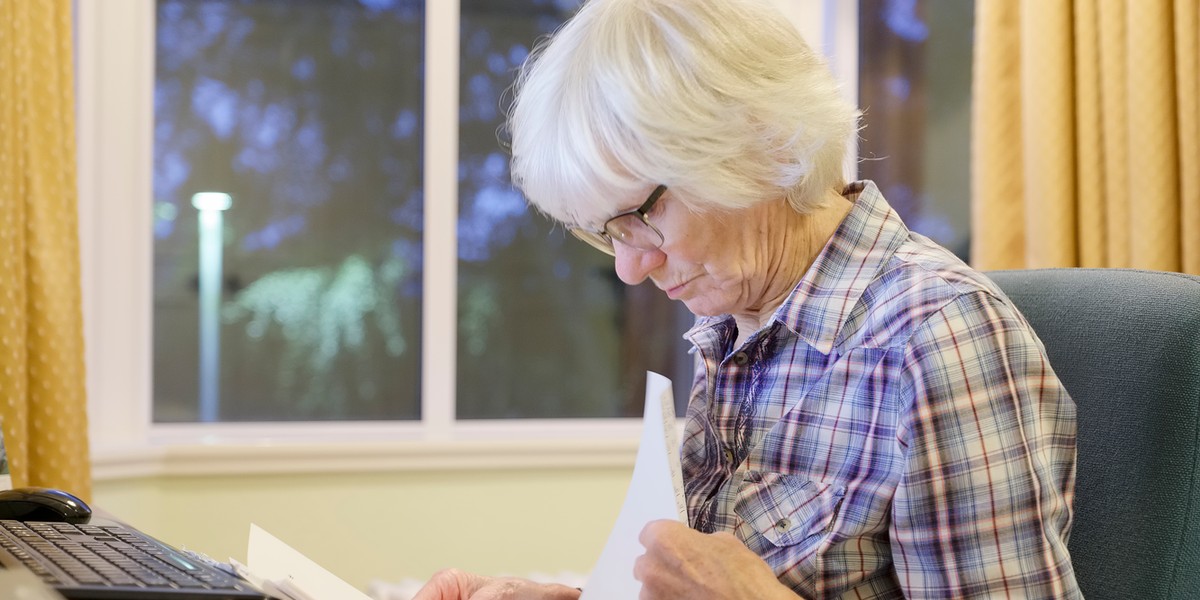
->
[892, 290, 1080, 598]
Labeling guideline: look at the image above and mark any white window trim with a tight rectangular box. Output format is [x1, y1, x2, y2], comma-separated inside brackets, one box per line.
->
[77, 0, 856, 479]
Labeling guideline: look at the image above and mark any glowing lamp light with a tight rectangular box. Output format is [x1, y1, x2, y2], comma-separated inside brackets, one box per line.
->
[191, 192, 233, 211]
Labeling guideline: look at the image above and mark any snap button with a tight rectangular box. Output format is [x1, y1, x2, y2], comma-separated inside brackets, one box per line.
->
[723, 446, 735, 463]
[774, 518, 791, 531]
[732, 352, 749, 366]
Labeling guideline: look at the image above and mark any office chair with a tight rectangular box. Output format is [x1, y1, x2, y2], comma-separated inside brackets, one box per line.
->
[987, 268, 1200, 600]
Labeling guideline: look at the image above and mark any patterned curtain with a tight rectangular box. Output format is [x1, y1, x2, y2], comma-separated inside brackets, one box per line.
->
[0, 0, 92, 500]
[971, 0, 1199, 274]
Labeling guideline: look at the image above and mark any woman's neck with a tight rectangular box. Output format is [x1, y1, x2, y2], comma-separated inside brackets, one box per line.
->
[730, 189, 853, 349]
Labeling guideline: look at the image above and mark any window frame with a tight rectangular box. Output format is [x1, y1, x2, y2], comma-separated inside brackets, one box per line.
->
[77, 0, 856, 479]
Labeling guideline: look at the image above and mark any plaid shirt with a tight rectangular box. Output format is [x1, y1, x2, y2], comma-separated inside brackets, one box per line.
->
[680, 181, 1079, 599]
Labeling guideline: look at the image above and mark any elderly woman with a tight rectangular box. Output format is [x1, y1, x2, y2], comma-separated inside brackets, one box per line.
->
[416, 0, 1080, 598]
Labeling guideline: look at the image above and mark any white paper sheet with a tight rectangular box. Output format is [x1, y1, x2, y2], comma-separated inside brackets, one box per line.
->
[243, 523, 373, 600]
[580, 371, 686, 599]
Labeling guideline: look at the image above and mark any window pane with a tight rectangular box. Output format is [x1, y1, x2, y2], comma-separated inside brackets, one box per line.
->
[153, 0, 425, 422]
[858, 0, 974, 259]
[455, 0, 695, 419]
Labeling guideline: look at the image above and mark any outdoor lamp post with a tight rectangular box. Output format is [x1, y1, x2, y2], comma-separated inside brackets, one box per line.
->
[191, 192, 232, 422]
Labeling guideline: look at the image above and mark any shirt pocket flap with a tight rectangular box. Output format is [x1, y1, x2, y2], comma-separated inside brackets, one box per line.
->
[734, 471, 846, 548]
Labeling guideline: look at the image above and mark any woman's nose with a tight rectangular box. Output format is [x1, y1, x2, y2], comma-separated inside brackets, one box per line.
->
[613, 243, 665, 285]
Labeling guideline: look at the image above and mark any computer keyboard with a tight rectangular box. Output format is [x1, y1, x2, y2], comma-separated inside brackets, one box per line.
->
[0, 520, 270, 599]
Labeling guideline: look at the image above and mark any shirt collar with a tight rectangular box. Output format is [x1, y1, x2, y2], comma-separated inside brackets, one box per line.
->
[685, 180, 910, 355]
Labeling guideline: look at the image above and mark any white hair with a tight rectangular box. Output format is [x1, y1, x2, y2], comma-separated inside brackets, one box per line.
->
[506, 0, 860, 228]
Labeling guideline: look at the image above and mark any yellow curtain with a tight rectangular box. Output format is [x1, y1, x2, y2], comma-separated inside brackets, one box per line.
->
[972, 0, 1200, 274]
[0, 0, 92, 500]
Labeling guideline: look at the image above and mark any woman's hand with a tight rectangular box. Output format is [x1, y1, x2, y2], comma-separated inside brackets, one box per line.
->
[411, 569, 581, 600]
[634, 520, 801, 600]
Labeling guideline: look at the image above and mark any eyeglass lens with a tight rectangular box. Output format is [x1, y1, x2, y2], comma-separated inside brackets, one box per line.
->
[605, 216, 662, 250]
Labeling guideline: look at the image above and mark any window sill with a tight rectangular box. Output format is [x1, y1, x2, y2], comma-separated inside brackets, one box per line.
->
[91, 422, 647, 481]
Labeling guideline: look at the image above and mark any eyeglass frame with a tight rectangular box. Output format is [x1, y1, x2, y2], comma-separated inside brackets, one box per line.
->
[568, 184, 669, 257]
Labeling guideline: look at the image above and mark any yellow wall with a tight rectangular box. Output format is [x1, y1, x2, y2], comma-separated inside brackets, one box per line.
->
[93, 466, 633, 593]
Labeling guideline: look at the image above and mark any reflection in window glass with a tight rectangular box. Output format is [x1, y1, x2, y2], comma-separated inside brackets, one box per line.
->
[153, 0, 425, 422]
[456, 0, 695, 419]
[858, 0, 974, 259]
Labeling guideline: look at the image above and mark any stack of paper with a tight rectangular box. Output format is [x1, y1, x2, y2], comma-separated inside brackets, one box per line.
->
[233, 524, 373, 600]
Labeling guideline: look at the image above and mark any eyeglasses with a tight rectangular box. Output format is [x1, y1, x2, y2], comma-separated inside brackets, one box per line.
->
[568, 185, 668, 257]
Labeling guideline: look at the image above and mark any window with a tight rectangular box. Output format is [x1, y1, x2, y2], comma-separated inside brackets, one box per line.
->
[857, 0, 975, 259]
[455, 0, 694, 419]
[152, 0, 425, 422]
[147, 0, 693, 425]
[79, 1, 974, 466]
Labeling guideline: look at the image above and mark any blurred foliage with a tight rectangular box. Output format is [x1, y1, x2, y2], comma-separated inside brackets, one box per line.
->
[222, 254, 408, 413]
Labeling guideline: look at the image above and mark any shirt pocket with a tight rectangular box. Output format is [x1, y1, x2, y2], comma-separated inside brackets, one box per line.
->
[734, 471, 846, 549]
